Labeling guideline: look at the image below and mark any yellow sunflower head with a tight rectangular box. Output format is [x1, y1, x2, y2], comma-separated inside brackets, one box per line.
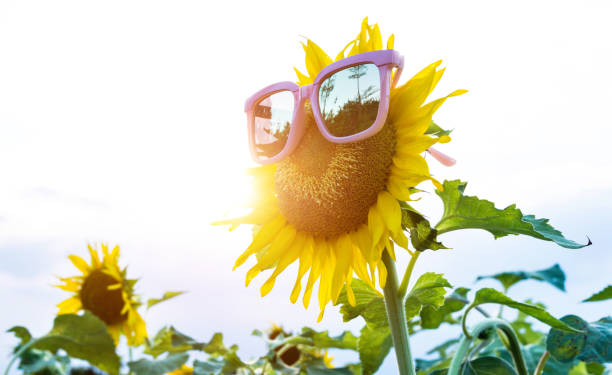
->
[56, 243, 147, 346]
[218, 18, 465, 321]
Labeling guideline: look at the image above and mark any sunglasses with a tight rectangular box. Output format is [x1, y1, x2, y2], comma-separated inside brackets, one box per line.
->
[244, 50, 405, 164]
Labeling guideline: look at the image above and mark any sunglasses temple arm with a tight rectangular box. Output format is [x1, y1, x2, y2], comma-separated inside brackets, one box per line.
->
[427, 147, 456, 167]
[391, 55, 405, 89]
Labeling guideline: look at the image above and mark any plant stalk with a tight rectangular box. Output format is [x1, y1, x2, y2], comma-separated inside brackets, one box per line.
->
[4, 339, 36, 375]
[533, 351, 550, 375]
[398, 252, 420, 298]
[382, 250, 416, 375]
[448, 318, 528, 375]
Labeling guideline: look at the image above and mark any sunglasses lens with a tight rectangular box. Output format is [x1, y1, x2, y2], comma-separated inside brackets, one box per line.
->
[318, 63, 381, 137]
[253, 90, 295, 160]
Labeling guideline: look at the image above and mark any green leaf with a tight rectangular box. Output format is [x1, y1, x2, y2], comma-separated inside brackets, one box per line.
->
[145, 326, 204, 358]
[471, 288, 581, 333]
[306, 365, 354, 375]
[420, 287, 469, 329]
[147, 291, 185, 309]
[583, 286, 612, 303]
[193, 359, 224, 375]
[358, 325, 392, 375]
[335, 279, 385, 326]
[476, 263, 566, 292]
[7, 326, 32, 345]
[511, 309, 546, 345]
[426, 121, 453, 137]
[300, 328, 358, 350]
[547, 315, 612, 364]
[405, 273, 452, 320]
[401, 204, 448, 251]
[435, 180, 590, 249]
[128, 353, 189, 375]
[204, 333, 231, 355]
[17, 349, 70, 375]
[31, 312, 120, 375]
[429, 357, 518, 375]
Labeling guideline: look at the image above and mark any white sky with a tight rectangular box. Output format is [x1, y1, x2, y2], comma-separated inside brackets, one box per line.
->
[1, 1, 611, 373]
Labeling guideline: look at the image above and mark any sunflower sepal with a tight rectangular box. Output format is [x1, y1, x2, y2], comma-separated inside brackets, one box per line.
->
[146, 291, 185, 309]
[400, 202, 448, 252]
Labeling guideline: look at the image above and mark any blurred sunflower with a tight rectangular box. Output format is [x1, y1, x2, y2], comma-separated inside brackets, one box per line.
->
[218, 18, 465, 320]
[55, 243, 147, 346]
[166, 365, 193, 375]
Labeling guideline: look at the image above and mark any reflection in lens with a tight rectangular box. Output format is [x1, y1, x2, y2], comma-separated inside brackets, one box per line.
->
[253, 90, 294, 160]
[318, 63, 380, 137]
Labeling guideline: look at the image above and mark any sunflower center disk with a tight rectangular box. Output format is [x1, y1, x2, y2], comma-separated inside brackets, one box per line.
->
[275, 110, 396, 238]
[79, 269, 127, 325]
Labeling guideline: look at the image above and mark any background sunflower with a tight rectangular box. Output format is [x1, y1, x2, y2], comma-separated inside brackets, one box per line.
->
[56, 244, 147, 346]
[218, 18, 465, 321]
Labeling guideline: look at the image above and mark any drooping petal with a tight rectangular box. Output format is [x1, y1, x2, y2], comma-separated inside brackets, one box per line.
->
[254, 224, 297, 270]
[233, 215, 286, 269]
[303, 239, 324, 308]
[260, 232, 306, 297]
[367, 206, 384, 247]
[376, 191, 402, 236]
[331, 234, 353, 303]
[290, 236, 314, 303]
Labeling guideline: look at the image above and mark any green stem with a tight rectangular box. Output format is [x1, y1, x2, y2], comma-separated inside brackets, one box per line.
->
[4, 340, 36, 375]
[533, 351, 550, 375]
[382, 250, 416, 375]
[398, 252, 420, 298]
[448, 318, 528, 375]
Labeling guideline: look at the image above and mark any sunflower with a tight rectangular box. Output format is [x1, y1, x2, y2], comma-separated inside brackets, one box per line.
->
[55, 243, 147, 346]
[217, 18, 465, 321]
[166, 365, 193, 375]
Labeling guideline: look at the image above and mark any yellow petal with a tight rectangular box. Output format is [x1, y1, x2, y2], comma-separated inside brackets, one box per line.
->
[391, 154, 430, 176]
[377, 259, 388, 289]
[351, 245, 374, 288]
[68, 255, 90, 275]
[331, 235, 352, 303]
[369, 24, 382, 51]
[55, 279, 80, 292]
[346, 277, 356, 307]
[303, 239, 324, 308]
[88, 245, 101, 268]
[57, 297, 82, 314]
[358, 17, 368, 54]
[107, 324, 121, 346]
[107, 283, 122, 291]
[376, 191, 402, 236]
[335, 40, 355, 61]
[385, 237, 396, 261]
[260, 232, 305, 297]
[395, 135, 438, 156]
[367, 206, 384, 247]
[290, 236, 314, 303]
[317, 242, 336, 311]
[233, 215, 286, 270]
[390, 229, 410, 251]
[245, 266, 261, 287]
[387, 176, 413, 201]
[294, 67, 311, 86]
[387, 34, 395, 49]
[255, 224, 297, 269]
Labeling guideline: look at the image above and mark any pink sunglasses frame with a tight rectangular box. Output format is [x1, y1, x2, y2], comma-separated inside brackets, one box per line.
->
[244, 49, 405, 164]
